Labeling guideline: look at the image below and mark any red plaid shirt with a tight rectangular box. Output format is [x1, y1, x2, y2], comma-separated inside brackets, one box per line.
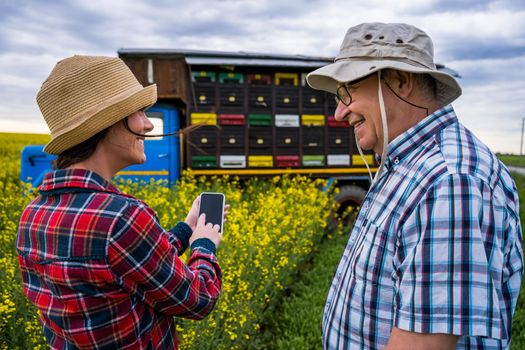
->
[17, 169, 222, 349]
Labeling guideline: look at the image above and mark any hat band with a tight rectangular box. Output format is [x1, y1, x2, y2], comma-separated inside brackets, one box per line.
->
[333, 56, 435, 72]
[336, 47, 435, 70]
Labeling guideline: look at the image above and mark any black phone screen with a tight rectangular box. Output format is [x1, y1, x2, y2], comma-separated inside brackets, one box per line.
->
[199, 192, 225, 232]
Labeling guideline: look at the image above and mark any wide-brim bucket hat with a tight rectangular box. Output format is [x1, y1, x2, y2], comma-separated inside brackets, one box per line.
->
[37, 55, 157, 155]
[307, 22, 462, 107]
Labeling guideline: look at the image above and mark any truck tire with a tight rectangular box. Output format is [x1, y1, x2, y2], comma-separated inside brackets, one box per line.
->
[333, 184, 368, 226]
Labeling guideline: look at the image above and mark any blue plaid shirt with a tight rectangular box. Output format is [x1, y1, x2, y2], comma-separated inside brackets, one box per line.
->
[323, 105, 523, 349]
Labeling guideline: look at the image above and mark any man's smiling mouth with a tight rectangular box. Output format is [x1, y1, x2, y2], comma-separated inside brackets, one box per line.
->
[351, 118, 365, 128]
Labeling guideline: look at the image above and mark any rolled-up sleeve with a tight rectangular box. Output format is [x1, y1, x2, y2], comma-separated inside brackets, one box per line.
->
[394, 173, 522, 339]
[107, 201, 222, 320]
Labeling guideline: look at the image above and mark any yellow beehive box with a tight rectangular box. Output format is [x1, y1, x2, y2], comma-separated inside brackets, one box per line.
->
[275, 72, 299, 86]
[301, 114, 325, 126]
[352, 154, 375, 165]
[248, 155, 273, 167]
[191, 113, 217, 125]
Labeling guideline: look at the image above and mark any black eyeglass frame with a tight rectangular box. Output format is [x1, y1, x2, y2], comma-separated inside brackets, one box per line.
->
[335, 74, 375, 106]
[334, 73, 429, 116]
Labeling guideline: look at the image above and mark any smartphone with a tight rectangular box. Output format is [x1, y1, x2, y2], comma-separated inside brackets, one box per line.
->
[198, 192, 225, 233]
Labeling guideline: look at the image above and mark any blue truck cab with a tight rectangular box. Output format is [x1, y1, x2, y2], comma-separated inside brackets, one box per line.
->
[20, 104, 181, 187]
[21, 49, 459, 210]
[21, 145, 57, 187]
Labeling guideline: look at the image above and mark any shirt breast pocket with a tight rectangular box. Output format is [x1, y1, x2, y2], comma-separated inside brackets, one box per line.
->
[352, 221, 394, 286]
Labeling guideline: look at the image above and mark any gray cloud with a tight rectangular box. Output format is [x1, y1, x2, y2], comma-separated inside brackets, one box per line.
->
[441, 37, 525, 61]
[393, 0, 525, 15]
[451, 55, 525, 86]
[408, 0, 493, 14]
[1, 0, 524, 153]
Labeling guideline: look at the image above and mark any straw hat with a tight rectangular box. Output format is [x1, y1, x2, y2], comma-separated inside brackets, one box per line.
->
[307, 23, 461, 107]
[37, 55, 157, 155]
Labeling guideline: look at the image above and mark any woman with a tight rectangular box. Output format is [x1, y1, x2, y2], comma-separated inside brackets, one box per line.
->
[17, 55, 224, 349]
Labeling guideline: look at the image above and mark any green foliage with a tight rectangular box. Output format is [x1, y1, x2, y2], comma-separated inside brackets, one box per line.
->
[503, 160, 525, 350]
[498, 154, 525, 168]
[118, 174, 338, 350]
[262, 228, 351, 350]
[511, 172, 525, 350]
[2, 133, 525, 349]
[0, 133, 340, 350]
[270, 172, 525, 349]
[0, 133, 49, 349]
[0, 133, 49, 185]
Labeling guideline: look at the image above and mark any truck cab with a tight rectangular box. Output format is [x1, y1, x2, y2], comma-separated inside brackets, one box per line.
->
[20, 104, 181, 187]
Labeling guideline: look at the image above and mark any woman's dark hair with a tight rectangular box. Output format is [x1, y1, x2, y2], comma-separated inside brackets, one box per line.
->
[56, 128, 109, 169]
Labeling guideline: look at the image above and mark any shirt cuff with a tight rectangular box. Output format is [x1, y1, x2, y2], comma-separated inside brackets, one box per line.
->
[170, 222, 192, 251]
[190, 238, 217, 255]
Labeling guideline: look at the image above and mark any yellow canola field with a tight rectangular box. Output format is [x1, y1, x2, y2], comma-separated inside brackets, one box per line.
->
[0, 133, 340, 349]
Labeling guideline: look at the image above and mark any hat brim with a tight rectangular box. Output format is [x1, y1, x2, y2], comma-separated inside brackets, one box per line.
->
[44, 84, 157, 155]
[306, 58, 461, 107]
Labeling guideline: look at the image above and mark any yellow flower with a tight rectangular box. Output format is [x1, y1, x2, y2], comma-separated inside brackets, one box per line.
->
[1, 133, 338, 349]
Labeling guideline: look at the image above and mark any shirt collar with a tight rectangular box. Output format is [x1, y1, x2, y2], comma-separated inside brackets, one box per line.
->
[383, 105, 458, 168]
[39, 168, 121, 194]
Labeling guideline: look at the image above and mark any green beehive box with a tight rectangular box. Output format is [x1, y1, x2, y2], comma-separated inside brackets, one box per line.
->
[191, 71, 216, 83]
[192, 155, 217, 168]
[247, 114, 272, 126]
[219, 72, 244, 84]
[302, 155, 325, 167]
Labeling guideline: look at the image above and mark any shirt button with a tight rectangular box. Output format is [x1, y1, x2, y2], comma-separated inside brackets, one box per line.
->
[394, 157, 400, 165]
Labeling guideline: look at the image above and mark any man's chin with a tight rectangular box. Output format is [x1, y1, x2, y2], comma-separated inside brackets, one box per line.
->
[357, 141, 374, 152]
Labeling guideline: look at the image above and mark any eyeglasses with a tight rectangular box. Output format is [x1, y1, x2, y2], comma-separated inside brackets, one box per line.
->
[335, 74, 374, 106]
[335, 72, 430, 116]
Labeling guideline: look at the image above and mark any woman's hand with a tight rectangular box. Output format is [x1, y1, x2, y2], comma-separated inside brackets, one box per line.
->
[185, 195, 230, 233]
[190, 213, 222, 248]
[184, 196, 201, 231]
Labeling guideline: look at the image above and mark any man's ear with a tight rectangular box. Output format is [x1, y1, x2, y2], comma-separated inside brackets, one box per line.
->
[388, 70, 414, 98]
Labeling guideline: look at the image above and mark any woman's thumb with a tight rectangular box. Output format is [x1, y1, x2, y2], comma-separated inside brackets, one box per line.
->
[197, 213, 206, 226]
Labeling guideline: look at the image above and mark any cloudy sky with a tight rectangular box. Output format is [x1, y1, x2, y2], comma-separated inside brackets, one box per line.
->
[1, 0, 524, 153]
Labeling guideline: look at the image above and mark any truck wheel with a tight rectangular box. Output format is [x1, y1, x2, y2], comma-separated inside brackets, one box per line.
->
[332, 185, 368, 227]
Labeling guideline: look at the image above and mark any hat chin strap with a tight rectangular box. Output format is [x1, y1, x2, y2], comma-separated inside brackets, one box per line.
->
[355, 70, 389, 186]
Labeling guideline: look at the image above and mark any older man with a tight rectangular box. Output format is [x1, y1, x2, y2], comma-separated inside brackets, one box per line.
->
[308, 22, 523, 349]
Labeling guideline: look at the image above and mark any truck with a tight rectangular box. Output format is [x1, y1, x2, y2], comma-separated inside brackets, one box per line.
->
[21, 48, 459, 217]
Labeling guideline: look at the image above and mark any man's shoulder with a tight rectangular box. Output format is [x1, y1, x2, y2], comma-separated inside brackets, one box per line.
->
[430, 122, 517, 205]
[436, 122, 508, 182]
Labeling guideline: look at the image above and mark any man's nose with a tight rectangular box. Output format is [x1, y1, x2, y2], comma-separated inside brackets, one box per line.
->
[334, 102, 350, 122]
